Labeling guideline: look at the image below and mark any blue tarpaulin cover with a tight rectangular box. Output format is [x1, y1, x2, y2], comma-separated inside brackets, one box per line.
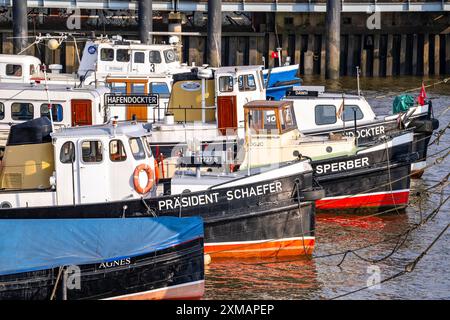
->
[0, 217, 203, 276]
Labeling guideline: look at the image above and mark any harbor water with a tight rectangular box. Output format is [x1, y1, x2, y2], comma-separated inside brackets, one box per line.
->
[204, 76, 450, 300]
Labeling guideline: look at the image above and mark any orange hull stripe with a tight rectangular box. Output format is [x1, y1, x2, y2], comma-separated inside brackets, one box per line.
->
[205, 238, 315, 258]
[316, 191, 410, 210]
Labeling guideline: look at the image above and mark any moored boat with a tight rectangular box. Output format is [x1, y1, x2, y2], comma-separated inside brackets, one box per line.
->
[237, 100, 416, 213]
[0, 217, 205, 300]
[0, 117, 322, 258]
[284, 86, 439, 178]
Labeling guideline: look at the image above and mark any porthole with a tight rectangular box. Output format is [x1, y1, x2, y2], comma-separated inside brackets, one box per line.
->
[326, 146, 333, 153]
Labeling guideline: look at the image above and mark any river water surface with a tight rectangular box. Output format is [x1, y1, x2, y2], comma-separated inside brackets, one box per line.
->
[204, 76, 450, 300]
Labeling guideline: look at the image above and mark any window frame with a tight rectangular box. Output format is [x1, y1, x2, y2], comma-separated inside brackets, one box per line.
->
[149, 50, 162, 64]
[40, 103, 64, 122]
[109, 139, 127, 162]
[314, 105, 337, 126]
[80, 140, 104, 164]
[218, 76, 234, 93]
[134, 51, 146, 64]
[60, 141, 76, 164]
[128, 137, 146, 160]
[116, 49, 130, 62]
[11, 102, 34, 121]
[0, 102, 4, 120]
[100, 48, 114, 62]
[5, 64, 22, 77]
[238, 74, 257, 92]
[342, 105, 364, 122]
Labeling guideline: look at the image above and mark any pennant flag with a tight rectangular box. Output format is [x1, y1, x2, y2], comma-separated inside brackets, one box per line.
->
[417, 82, 427, 106]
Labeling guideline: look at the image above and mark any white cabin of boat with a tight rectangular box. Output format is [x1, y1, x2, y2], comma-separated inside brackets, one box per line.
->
[0, 119, 156, 209]
[0, 83, 109, 152]
[78, 36, 190, 79]
[283, 86, 430, 135]
[239, 100, 356, 169]
[0, 54, 42, 83]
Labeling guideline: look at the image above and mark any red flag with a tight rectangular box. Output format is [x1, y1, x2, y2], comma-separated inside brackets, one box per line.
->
[417, 82, 427, 106]
[271, 51, 279, 59]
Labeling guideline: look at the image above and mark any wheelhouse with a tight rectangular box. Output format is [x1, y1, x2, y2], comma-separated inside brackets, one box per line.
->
[0, 54, 42, 83]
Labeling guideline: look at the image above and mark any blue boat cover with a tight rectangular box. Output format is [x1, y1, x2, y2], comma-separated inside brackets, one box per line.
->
[0, 217, 203, 276]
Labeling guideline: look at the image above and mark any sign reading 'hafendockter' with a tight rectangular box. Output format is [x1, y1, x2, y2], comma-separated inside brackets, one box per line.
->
[105, 93, 159, 106]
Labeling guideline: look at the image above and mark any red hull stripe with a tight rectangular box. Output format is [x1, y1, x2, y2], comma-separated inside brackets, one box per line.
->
[105, 280, 205, 300]
[316, 190, 410, 210]
[205, 237, 315, 258]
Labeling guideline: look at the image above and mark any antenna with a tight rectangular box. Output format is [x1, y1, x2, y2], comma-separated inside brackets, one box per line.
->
[356, 66, 361, 96]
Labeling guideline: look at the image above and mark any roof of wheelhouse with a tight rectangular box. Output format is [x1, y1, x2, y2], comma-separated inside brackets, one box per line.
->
[52, 121, 151, 139]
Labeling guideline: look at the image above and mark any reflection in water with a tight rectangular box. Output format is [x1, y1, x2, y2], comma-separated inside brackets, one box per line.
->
[204, 76, 450, 299]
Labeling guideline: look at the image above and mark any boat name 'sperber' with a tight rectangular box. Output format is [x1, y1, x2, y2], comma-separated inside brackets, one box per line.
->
[315, 157, 370, 174]
[158, 181, 283, 210]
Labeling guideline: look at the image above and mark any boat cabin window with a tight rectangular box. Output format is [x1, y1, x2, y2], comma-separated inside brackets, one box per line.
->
[116, 49, 130, 62]
[315, 105, 337, 125]
[6, 64, 22, 77]
[134, 52, 145, 64]
[109, 82, 127, 94]
[131, 83, 145, 94]
[149, 51, 162, 64]
[60, 141, 75, 164]
[163, 49, 178, 63]
[279, 107, 296, 132]
[149, 82, 170, 97]
[30, 64, 36, 75]
[81, 141, 103, 163]
[100, 48, 114, 62]
[40, 104, 63, 122]
[11, 103, 33, 121]
[247, 108, 278, 134]
[343, 105, 364, 121]
[219, 76, 233, 92]
[129, 138, 146, 160]
[238, 74, 256, 92]
[143, 136, 153, 157]
[0, 103, 4, 120]
[109, 140, 127, 162]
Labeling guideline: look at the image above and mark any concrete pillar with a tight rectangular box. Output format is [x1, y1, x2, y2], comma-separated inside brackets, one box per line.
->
[13, 0, 28, 54]
[294, 34, 302, 66]
[434, 34, 440, 76]
[373, 34, 380, 77]
[423, 33, 429, 76]
[347, 34, 355, 76]
[412, 34, 418, 75]
[249, 36, 258, 65]
[386, 34, 393, 76]
[138, 0, 153, 44]
[282, 35, 289, 65]
[400, 34, 407, 75]
[268, 33, 276, 68]
[168, 11, 183, 61]
[228, 36, 237, 66]
[325, 0, 341, 79]
[321, 35, 326, 76]
[446, 34, 450, 75]
[2, 34, 13, 54]
[188, 37, 201, 66]
[207, 0, 222, 67]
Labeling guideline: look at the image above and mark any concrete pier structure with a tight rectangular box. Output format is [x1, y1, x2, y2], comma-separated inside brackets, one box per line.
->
[325, 0, 341, 79]
[207, 0, 222, 67]
[138, 0, 152, 45]
[12, 0, 28, 54]
[0, 2, 449, 76]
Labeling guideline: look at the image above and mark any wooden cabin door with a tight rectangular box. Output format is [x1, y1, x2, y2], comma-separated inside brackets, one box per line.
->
[217, 96, 238, 135]
[71, 99, 92, 126]
[126, 82, 148, 121]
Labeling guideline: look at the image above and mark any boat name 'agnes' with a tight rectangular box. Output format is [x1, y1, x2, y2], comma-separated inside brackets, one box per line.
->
[158, 181, 282, 210]
[98, 258, 131, 269]
[315, 157, 369, 174]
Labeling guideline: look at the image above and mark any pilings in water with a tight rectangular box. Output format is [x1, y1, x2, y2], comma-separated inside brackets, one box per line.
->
[12, 0, 28, 54]
[207, 0, 222, 67]
[325, 0, 341, 79]
[138, 0, 152, 45]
